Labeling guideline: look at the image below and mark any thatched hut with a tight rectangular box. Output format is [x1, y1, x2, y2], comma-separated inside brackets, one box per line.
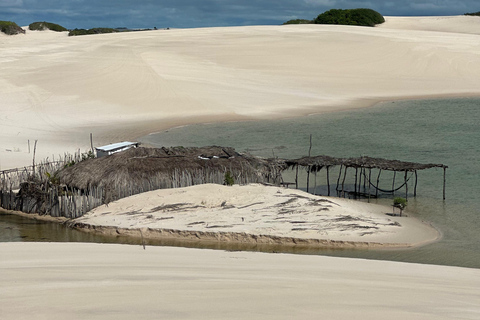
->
[56, 146, 284, 203]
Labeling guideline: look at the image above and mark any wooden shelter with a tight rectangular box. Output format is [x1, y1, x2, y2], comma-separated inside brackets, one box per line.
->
[283, 155, 448, 200]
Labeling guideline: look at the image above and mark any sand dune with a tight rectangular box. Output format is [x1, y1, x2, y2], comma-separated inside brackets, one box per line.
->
[2, 17, 480, 317]
[1, 16, 480, 168]
[1, 242, 479, 320]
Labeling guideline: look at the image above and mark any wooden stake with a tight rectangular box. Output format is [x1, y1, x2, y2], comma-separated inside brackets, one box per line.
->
[306, 167, 310, 193]
[90, 133, 94, 154]
[443, 167, 446, 200]
[336, 165, 343, 192]
[295, 165, 299, 189]
[326, 166, 330, 196]
[341, 167, 348, 197]
[32, 140, 38, 177]
[368, 169, 372, 202]
[375, 169, 382, 198]
[404, 170, 408, 200]
[414, 170, 418, 197]
[392, 171, 396, 195]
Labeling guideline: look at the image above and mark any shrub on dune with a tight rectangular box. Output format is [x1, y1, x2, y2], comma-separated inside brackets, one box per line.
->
[0, 21, 25, 35]
[29, 21, 68, 32]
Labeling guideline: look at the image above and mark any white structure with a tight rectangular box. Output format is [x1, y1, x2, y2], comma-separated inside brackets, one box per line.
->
[95, 142, 139, 158]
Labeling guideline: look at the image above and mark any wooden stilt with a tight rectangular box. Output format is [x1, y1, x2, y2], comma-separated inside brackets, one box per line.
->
[354, 167, 358, 197]
[306, 166, 310, 193]
[443, 167, 446, 200]
[375, 169, 382, 198]
[336, 165, 343, 192]
[362, 168, 366, 194]
[392, 171, 396, 195]
[326, 166, 330, 196]
[414, 170, 418, 197]
[368, 169, 372, 202]
[295, 165, 299, 189]
[404, 170, 408, 200]
[341, 167, 348, 197]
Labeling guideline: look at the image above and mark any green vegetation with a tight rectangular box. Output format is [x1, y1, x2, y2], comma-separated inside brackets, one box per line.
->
[64, 150, 95, 167]
[283, 19, 313, 25]
[68, 28, 118, 36]
[0, 20, 25, 35]
[314, 8, 385, 27]
[393, 197, 407, 216]
[224, 171, 234, 186]
[465, 11, 480, 16]
[29, 21, 67, 32]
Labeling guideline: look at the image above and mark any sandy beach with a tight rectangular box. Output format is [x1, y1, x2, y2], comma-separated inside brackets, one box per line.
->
[2, 16, 480, 317]
[2, 16, 480, 169]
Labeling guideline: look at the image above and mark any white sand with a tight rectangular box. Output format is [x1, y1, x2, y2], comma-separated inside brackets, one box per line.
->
[2, 17, 480, 316]
[2, 16, 480, 169]
[1, 242, 479, 320]
[74, 184, 439, 248]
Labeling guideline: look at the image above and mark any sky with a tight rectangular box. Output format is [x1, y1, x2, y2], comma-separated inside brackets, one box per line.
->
[1, 0, 479, 29]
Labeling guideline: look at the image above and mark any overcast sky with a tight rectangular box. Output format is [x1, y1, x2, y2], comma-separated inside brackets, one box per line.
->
[1, 0, 479, 29]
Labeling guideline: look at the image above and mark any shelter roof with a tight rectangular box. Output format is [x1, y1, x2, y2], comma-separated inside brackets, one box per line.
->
[95, 141, 139, 152]
[285, 155, 447, 172]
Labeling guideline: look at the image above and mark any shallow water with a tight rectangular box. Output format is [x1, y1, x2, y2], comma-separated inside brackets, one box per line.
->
[139, 98, 480, 268]
[1, 98, 479, 268]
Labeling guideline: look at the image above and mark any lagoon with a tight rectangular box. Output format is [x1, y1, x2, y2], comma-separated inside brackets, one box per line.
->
[139, 98, 480, 268]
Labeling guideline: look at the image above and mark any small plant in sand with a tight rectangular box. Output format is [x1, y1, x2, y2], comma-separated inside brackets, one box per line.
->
[224, 171, 234, 186]
[393, 197, 407, 216]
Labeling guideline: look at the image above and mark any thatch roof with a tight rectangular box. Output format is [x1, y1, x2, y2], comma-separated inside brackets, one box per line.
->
[56, 146, 283, 193]
[285, 155, 447, 172]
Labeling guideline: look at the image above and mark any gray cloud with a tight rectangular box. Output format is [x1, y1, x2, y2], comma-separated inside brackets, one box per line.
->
[0, 0, 478, 29]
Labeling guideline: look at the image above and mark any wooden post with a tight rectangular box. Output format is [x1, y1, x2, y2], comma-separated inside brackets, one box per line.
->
[375, 169, 382, 198]
[32, 140, 38, 177]
[90, 133, 94, 154]
[306, 166, 310, 193]
[295, 165, 299, 189]
[443, 167, 446, 200]
[341, 167, 348, 197]
[326, 166, 330, 196]
[336, 165, 343, 192]
[362, 168, 366, 195]
[313, 170, 317, 195]
[404, 170, 408, 200]
[368, 169, 372, 202]
[414, 170, 418, 197]
[392, 171, 396, 195]
[354, 167, 358, 197]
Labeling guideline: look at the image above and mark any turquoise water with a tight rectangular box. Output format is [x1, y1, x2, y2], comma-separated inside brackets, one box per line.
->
[139, 98, 480, 268]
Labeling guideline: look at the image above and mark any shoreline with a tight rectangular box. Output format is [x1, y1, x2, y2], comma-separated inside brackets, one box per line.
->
[133, 93, 480, 145]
